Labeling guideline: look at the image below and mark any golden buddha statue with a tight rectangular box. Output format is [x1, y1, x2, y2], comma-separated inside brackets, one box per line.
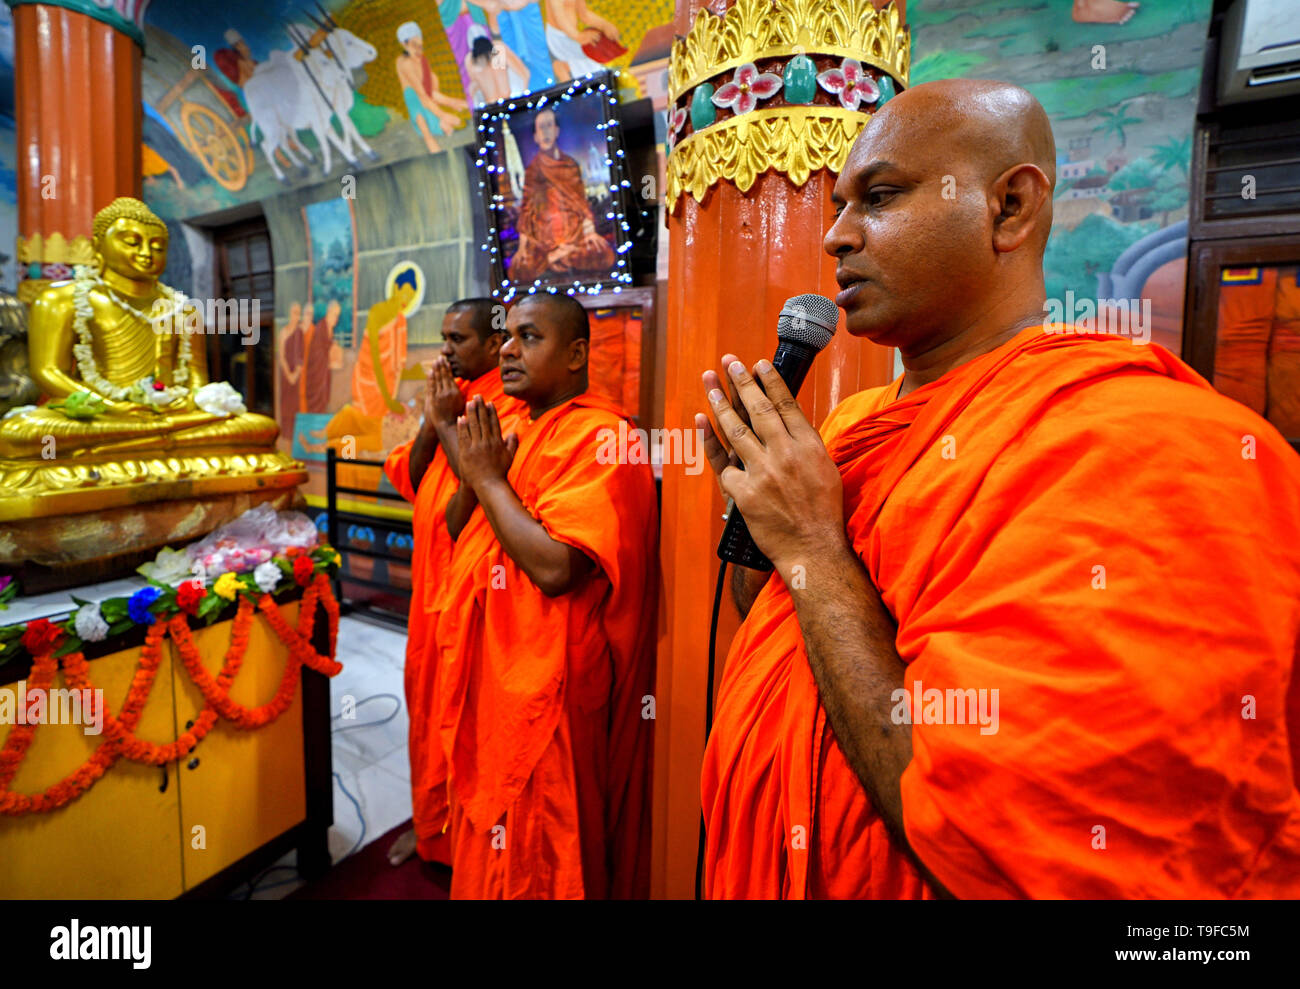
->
[0, 197, 305, 524]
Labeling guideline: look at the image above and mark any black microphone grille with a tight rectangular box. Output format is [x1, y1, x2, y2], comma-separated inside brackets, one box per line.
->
[777, 294, 838, 351]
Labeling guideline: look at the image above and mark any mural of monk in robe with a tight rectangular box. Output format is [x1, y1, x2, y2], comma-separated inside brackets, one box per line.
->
[279, 300, 337, 429]
[510, 107, 614, 284]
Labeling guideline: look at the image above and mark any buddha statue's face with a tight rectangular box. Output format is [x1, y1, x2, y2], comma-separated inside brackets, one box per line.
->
[98, 219, 169, 282]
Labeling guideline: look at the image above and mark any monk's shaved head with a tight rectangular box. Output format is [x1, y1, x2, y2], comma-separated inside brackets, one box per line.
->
[826, 78, 1057, 361]
[874, 79, 1056, 238]
[897, 80, 1055, 182]
[514, 293, 590, 344]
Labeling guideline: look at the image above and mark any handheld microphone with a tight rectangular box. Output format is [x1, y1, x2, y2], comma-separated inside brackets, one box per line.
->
[715, 293, 839, 571]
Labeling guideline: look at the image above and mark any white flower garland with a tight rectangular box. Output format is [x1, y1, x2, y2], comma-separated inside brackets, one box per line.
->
[71, 263, 192, 404]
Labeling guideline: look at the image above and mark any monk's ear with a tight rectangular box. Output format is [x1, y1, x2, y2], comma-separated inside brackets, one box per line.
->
[991, 163, 1051, 254]
[568, 336, 588, 373]
[483, 331, 504, 360]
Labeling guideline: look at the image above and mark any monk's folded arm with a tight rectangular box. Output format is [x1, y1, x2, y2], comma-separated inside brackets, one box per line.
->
[445, 484, 477, 541]
[473, 476, 596, 597]
[788, 539, 953, 897]
[408, 424, 441, 492]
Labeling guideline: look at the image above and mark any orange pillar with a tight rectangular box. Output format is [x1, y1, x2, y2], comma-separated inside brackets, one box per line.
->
[652, 0, 909, 898]
[11, 0, 144, 302]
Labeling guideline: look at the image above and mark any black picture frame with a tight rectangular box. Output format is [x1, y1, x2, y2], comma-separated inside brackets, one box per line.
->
[472, 70, 636, 302]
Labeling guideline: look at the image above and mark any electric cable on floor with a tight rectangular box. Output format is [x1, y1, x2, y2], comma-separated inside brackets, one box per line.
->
[331, 692, 402, 732]
[333, 770, 366, 860]
[327, 692, 402, 860]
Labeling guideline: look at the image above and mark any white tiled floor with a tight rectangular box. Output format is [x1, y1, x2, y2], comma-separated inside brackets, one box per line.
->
[241, 613, 412, 899]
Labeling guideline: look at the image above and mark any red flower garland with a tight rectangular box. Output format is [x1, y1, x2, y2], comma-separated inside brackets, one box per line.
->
[176, 578, 205, 615]
[292, 555, 315, 587]
[0, 580, 341, 815]
[20, 618, 63, 656]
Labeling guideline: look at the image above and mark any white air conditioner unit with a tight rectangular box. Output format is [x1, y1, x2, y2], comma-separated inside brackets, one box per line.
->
[1218, 0, 1300, 104]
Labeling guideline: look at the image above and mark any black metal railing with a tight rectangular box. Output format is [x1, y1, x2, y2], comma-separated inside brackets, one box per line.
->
[325, 447, 414, 631]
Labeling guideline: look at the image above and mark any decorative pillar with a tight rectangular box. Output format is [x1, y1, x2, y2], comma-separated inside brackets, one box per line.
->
[8, 0, 148, 303]
[653, 0, 909, 898]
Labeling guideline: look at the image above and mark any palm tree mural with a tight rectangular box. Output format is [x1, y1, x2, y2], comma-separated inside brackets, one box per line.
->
[1152, 135, 1193, 176]
[1096, 102, 1141, 149]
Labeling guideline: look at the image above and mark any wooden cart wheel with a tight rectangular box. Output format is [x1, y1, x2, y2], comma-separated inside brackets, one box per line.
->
[237, 129, 256, 174]
[180, 100, 248, 192]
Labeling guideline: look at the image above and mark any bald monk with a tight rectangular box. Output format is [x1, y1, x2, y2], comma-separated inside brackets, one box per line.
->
[382, 298, 524, 867]
[698, 79, 1300, 899]
[436, 294, 657, 898]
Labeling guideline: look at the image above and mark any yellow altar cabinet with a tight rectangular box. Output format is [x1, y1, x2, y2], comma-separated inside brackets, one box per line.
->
[0, 573, 339, 899]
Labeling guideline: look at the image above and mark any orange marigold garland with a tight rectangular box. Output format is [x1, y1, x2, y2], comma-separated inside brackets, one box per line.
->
[0, 579, 342, 815]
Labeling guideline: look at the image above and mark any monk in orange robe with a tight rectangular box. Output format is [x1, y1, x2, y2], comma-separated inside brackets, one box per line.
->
[381, 298, 524, 867]
[698, 80, 1300, 899]
[509, 107, 615, 284]
[436, 293, 657, 898]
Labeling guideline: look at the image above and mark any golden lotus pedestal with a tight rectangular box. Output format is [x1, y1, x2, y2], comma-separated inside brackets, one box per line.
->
[0, 452, 309, 593]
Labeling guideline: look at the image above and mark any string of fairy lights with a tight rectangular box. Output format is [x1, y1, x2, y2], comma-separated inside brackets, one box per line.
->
[473, 70, 637, 302]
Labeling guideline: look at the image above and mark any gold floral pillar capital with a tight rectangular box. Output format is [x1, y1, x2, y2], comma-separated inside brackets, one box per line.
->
[665, 0, 911, 211]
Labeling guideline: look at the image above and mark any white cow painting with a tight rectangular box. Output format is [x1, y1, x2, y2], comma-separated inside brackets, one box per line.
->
[243, 26, 380, 183]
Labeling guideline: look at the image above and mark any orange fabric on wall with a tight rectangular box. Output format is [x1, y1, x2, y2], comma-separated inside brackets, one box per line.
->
[1215, 269, 1277, 415]
[434, 392, 658, 898]
[587, 308, 643, 419]
[1267, 269, 1300, 439]
[703, 325, 1300, 899]
[1214, 267, 1300, 443]
[382, 367, 524, 864]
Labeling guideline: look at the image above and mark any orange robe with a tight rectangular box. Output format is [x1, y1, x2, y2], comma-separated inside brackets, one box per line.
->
[703, 324, 1300, 899]
[382, 368, 525, 865]
[434, 392, 658, 898]
[510, 150, 615, 283]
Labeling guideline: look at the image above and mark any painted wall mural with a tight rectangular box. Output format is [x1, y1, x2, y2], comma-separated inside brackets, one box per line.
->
[136, 0, 675, 220]
[260, 149, 483, 513]
[0, 0, 1215, 507]
[908, 0, 1213, 355]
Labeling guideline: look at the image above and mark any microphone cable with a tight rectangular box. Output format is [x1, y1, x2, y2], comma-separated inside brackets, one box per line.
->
[695, 555, 729, 900]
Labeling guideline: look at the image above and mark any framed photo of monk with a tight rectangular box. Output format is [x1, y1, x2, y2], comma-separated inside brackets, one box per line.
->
[474, 70, 634, 300]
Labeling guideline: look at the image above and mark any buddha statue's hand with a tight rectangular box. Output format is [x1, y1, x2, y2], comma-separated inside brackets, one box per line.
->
[95, 395, 152, 416]
[161, 393, 197, 414]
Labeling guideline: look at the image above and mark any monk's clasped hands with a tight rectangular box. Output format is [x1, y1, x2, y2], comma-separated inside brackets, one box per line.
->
[429, 356, 465, 429]
[697, 355, 849, 577]
[456, 396, 518, 492]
